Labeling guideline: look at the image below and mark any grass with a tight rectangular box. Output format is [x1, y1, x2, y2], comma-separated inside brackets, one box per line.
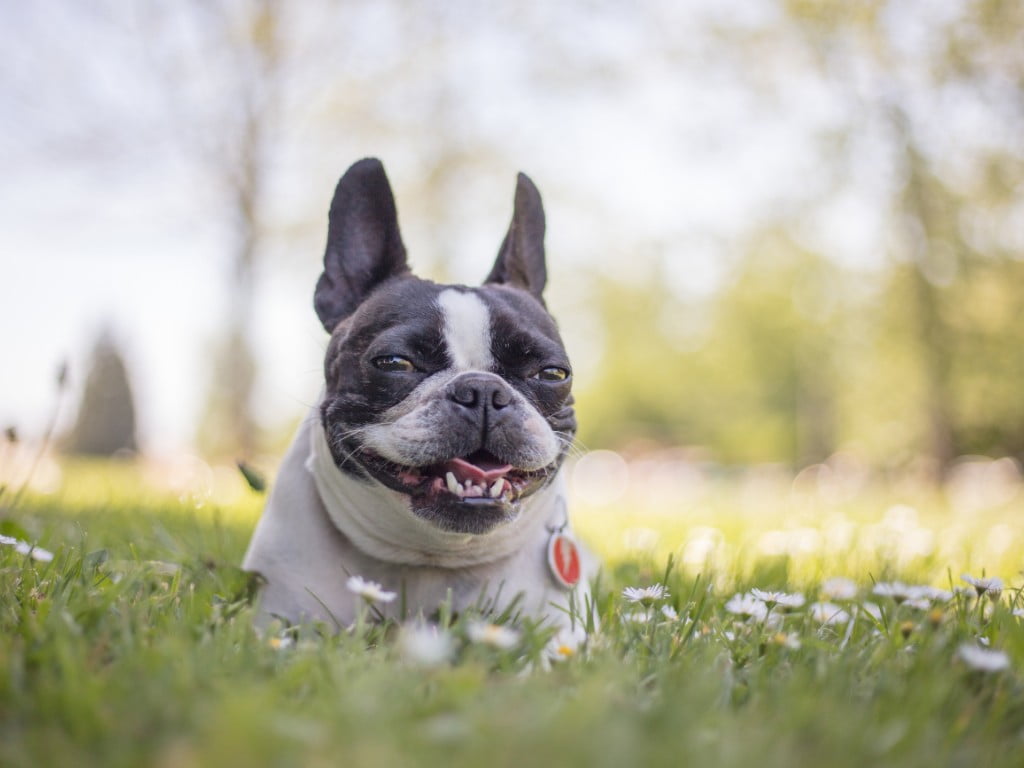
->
[2, 460, 1023, 768]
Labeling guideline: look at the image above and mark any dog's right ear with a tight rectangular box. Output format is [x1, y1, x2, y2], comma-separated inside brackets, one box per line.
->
[314, 158, 410, 332]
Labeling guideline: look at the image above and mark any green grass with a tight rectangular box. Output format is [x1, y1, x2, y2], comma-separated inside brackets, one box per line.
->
[2, 470, 1024, 768]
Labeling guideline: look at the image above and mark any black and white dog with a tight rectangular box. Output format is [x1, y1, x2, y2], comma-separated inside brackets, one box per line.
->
[243, 158, 594, 639]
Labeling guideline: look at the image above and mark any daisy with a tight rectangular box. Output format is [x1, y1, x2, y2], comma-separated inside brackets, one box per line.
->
[861, 602, 883, 622]
[961, 574, 1003, 600]
[725, 592, 768, 620]
[908, 585, 953, 603]
[622, 609, 654, 624]
[0, 534, 54, 563]
[903, 598, 933, 611]
[466, 620, 521, 650]
[750, 588, 805, 609]
[772, 632, 802, 650]
[544, 626, 585, 663]
[957, 644, 1010, 672]
[1012, 609, 1024, 619]
[809, 601, 851, 625]
[545, 645, 575, 664]
[871, 581, 914, 602]
[268, 635, 294, 651]
[821, 577, 858, 601]
[345, 575, 397, 604]
[660, 605, 680, 621]
[622, 584, 670, 604]
[397, 624, 454, 667]
[544, 639, 577, 663]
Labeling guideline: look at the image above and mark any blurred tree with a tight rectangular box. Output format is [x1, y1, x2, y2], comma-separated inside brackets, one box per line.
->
[738, 0, 1024, 474]
[66, 331, 138, 458]
[576, 231, 844, 466]
[0, 0, 294, 459]
[139, 0, 286, 459]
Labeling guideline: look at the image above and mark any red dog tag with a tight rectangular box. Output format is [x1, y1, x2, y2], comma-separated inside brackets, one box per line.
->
[547, 530, 581, 588]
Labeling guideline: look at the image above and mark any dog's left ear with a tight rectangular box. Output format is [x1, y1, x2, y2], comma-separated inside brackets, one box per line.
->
[485, 172, 547, 301]
[314, 158, 410, 332]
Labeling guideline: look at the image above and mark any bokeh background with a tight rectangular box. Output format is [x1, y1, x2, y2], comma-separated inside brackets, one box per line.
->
[3, 0, 1023, 572]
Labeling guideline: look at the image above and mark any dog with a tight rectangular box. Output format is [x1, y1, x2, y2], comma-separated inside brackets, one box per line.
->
[242, 158, 595, 640]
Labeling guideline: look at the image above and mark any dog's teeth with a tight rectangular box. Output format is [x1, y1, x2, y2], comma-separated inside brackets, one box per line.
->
[445, 472, 460, 495]
[489, 479, 504, 498]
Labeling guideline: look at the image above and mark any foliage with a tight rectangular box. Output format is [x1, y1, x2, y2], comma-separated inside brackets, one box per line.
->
[64, 332, 138, 458]
[571, 0, 1024, 471]
[575, 234, 848, 465]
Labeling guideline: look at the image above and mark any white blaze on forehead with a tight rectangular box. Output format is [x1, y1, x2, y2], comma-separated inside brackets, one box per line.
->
[437, 289, 493, 371]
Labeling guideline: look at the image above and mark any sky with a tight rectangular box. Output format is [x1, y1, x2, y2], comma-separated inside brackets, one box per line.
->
[0, 0, 894, 457]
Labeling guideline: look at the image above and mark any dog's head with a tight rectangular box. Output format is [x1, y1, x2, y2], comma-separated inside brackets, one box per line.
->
[315, 159, 576, 536]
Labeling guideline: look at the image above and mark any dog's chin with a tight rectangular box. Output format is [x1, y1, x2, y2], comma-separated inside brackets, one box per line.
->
[345, 445, 557, 535]
[408, 495, 520, 535]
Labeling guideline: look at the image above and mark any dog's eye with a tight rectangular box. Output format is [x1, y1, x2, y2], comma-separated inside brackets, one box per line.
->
[533, 366, 570, 382]
[373, 355, 417, 373]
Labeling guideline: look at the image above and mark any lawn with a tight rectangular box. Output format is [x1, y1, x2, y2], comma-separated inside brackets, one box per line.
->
[1, 459, 1023, 768]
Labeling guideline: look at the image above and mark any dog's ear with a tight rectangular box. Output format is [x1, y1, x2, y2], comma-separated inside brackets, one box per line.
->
[314, 158, 410, 332]
[485, 172, 547, 301]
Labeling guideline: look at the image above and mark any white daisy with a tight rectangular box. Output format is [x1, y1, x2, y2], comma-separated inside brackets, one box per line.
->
[957, 644, 1010, 672]
[809, 601, 851, 625]
[871, 581, 914, 602]
[345, 575, 397, 604]
[750, 588, 805, 609]
[772, 632, 802, 650]
[466, 620, 521, 650]
[543, 626, 585, 664]
[621, 584, 670, 604]
[821, 577, 858, 601]
[725, 592, 768, 620]
[0, 534, 54, 563]
[861, 602, 883, 622]
[543, 641, 576, 663]
[903, 598, 933, 611]
[660, 605, 680, 621]
[543, 643, 576, 664]
[909, 585, 953, 603]
[397, 624, 454, 667]
[961, 574, 1003, 600]
[1012, 609, 1024, 619]
[622, 609, 654, 624]
[268, 635, 294, 651]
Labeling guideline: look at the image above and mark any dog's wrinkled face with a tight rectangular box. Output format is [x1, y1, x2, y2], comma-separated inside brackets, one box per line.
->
[313, 159, 576, 535]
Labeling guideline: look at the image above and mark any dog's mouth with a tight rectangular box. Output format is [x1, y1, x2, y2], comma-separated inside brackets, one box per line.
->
[354, 448, 552, 506]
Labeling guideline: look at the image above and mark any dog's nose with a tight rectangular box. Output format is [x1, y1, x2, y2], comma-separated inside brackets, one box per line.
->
[447, 373, 513, 411]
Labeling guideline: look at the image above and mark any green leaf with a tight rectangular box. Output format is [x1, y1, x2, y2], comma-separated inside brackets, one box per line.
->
[237, 460, 267, 493]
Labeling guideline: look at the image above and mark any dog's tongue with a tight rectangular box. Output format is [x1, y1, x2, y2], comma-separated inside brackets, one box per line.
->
[443, 456, 513, 485]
